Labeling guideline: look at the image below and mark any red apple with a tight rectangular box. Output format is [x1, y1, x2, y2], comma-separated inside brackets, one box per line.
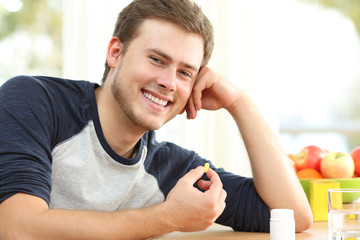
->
[294, 145, 326, 171]
[350, 146, 360, 176]
[320, 152, 355, 178]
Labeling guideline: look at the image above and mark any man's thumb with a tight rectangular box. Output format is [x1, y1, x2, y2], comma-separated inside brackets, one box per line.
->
[182, 166, 204, 184]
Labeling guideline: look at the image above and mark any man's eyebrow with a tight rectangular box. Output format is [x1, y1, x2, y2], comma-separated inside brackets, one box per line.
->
[147, 48, 200, 72]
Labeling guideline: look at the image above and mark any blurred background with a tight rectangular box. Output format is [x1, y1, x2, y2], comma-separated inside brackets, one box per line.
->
[1, 0, 359, 177]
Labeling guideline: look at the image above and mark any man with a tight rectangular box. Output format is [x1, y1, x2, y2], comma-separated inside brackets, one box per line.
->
[0, 0, 313, 239]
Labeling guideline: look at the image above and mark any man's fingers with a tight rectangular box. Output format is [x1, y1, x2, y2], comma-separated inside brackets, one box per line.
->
[217, 189, 227, 215]
[166, 166, 226, 232]
[181, 166, 204, 185]
[219, 188, 227, 205]
[191, 86, 202, 112]
[197, 180, 211, 191]
[206, 168, 223, 189]
[185, 95, 197, 119]
[201, 168, 227, 217]
[199, 168, 225, 201]
[192, 66, 214, 110]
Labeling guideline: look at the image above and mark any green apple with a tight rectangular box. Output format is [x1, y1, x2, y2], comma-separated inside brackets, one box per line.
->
[320, 152, 355, 178]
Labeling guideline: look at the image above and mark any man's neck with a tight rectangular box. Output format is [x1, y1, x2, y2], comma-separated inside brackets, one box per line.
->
[103, 119, 143, 158]
[95, 86, 145, 158]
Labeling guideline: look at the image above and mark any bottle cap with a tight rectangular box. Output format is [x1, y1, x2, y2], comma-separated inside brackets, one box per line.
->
[270, 208, 294, 221]
[270, 209, 295, 240]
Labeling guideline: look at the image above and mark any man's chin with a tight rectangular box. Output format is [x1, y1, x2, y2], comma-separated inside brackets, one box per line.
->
[134, 112, 178, 131]
[133, 119, 166, 132]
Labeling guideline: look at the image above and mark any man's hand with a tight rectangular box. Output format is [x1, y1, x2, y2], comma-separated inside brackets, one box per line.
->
[184, 66, 239, 119]
[0, 170, 226, 240]
[164, 166, 227, 232]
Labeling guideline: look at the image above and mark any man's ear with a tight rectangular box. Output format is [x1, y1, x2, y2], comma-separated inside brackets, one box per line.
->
[106, 37, 124, 68]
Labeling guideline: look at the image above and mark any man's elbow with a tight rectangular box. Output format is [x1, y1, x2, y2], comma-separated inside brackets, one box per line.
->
[295, 210, 314, 233]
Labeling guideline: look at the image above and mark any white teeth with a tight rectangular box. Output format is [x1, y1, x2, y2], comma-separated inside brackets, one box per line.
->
[143, 92, 168, 107]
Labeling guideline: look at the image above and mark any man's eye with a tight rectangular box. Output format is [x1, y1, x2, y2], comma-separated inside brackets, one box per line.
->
[150, 56, 163, 64]
[179, 70, 192, 78]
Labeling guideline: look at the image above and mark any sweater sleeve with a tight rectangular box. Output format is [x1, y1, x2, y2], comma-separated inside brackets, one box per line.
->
[214, 169, 270, 232]
[0, 76, 54, 204]
[144, 134, 270, 232]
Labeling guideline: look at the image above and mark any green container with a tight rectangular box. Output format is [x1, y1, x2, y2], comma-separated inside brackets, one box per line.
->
[300, 178, 360, 201]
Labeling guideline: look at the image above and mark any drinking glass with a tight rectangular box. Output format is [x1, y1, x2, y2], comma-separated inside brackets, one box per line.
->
[328, 188, 360, 239]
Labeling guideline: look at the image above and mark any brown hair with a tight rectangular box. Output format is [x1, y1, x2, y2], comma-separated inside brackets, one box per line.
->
[101, 0, 214, 83]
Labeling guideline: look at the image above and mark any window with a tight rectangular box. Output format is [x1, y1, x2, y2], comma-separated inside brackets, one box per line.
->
[0, 0, 62, 85]
[277, 0, 360, 154]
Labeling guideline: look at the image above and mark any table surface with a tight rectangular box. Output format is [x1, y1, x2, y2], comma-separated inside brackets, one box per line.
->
[157, 221, 329, 240]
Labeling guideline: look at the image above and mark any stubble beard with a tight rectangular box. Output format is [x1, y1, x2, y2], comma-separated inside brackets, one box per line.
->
[110, 71, 166, 132]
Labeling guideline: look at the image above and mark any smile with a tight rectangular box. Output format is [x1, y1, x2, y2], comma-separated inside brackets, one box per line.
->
[142, 91, 169, 107]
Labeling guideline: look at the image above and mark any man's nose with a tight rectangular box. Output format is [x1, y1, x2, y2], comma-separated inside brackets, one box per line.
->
[157, 68, 177, 92]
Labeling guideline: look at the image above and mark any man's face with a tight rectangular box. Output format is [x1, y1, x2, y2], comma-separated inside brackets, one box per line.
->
[110, 19, 204, 131]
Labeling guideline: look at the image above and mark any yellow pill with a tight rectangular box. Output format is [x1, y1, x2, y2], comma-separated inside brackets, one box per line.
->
[349, 214, 356, 220]
[204, 163, 209, 173]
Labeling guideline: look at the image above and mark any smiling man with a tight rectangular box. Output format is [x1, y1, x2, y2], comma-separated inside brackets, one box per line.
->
[100, 19, 204, 136]
[0, 0, 313, 239]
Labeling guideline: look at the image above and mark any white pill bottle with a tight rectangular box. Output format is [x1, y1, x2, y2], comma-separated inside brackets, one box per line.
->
[270, 209, 295, 240]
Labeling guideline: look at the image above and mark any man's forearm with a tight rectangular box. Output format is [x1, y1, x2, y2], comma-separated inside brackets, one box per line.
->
[36, 205, 172, 239]
[0, 167, 225, 239]
[226, 90, 313, 232]
[0, 193, 174, 240]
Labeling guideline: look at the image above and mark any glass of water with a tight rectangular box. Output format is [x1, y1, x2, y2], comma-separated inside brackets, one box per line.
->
[328, 188, 360, 240]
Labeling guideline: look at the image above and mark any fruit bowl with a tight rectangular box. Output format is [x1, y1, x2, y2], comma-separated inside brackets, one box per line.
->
[300, 178, 360, 200]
